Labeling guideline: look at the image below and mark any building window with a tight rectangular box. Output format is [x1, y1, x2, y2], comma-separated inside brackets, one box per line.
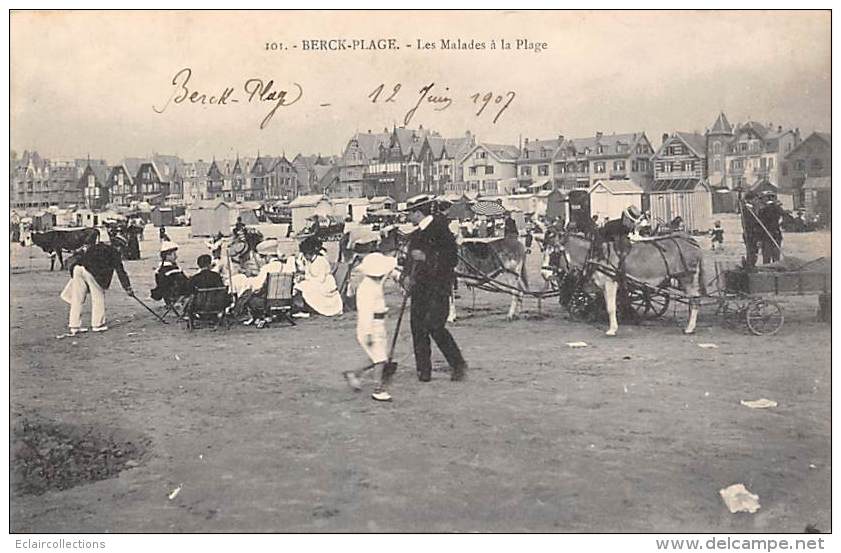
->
[713, 142, 721, 154]
[469, 167, 477, 176]
[596, 145, 604, 154]
[485, 165, 495, 175]
[683, 161, 693, 172]
[538, 165, 549, 176]
[795, 160, 806, 171]
[613, 161, 625, 172]
[811, 158, 823, 171]
[594, 162, 606, 173]
[521, 166, 531, 176]
[714, 159, 721, 172]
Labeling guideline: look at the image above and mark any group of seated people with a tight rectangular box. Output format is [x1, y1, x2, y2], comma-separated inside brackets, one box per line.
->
[150, 234, 344, 328]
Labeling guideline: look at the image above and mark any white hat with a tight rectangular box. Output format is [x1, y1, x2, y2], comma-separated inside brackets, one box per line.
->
[160, 240, 178, 253]
[359, 252, 397, 277]
[256, 239, 280, 256]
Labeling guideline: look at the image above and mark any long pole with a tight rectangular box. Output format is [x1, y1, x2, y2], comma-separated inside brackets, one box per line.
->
[743, 202, 782, 255]
[131, 293, 169, 324]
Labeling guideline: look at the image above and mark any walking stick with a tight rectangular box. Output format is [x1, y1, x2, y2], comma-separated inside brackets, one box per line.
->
[130, 293, 169, 324]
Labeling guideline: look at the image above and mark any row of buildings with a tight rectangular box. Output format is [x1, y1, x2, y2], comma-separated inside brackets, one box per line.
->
[10, 112, 831, 211]
[9, 151, 337, 210]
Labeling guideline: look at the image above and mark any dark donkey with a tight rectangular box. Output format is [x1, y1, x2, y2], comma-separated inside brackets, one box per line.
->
[30, 228, 100, 271]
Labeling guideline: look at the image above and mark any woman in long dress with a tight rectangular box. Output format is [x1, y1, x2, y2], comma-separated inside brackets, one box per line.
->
[294, 236, 343, 317]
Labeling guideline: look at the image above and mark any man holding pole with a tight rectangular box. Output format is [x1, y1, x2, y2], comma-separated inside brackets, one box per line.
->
[61, 242, 133, 335]
[403, 195, 468, 383]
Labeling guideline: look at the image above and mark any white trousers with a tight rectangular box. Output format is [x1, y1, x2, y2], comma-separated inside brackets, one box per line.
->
[64, 265, 106, 329]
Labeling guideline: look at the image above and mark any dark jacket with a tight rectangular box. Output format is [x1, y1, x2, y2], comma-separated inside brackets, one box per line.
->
[77, 243, 132, 291]
[405, 214, 459, 295]
[188, 269, 225, 294]
[151, 261, 189, 301]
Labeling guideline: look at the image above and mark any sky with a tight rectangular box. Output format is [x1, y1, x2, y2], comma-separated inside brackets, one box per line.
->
[10, 10, 831, 163]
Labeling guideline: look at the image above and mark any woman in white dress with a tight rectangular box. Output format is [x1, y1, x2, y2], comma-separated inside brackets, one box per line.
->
[294, 236, 343, 317]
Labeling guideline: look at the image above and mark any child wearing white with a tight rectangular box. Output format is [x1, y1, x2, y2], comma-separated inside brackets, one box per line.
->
[343, 252, 399, 402]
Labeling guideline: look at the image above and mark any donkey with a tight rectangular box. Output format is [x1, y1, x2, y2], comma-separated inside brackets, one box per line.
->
[554, 232, 706, 336]
[455, 236, 529, 320]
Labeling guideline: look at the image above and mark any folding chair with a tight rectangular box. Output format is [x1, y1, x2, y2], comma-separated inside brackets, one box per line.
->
[184, 286, 232, 331]
[161, 295, 184, 321]
[263, 272, 296, 327]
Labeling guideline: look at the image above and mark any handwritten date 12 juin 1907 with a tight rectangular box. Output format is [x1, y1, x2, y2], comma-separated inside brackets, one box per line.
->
[369, 82, 516, 125]
[153, 68, 516, 129]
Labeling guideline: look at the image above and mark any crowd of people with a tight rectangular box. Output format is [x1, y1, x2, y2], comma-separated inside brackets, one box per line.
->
[50, 188, 789, 402]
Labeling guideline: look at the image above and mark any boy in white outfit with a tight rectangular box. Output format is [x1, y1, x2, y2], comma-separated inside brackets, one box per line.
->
[343, 252, 399, 402]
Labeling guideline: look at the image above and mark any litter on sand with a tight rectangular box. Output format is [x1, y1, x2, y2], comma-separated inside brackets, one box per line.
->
[168, 484, 183, 500]
[698, 343, 719, 349]
[126, 332, 138, 337]
[567, 342, 588, 348]
[741, 399, 778, 409]
[719, 483, 761, 513]
[175, 354, 181, 361]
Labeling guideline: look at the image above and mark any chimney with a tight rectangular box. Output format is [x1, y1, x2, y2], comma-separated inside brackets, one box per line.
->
[778, 125, 782, 133]
[596, 131, 603, 140]
[524, 138, 529, 145]
[367, 129, 372, 133]
[662, 133, 669, 145]
[558, 134, 564, 146]
[465, 130, 472, 137]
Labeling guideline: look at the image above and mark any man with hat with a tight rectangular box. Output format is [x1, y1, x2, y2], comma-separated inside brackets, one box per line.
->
[403, 194, 468, 382]
[597, 205, 643, 321]
[150, 241, 189, 305]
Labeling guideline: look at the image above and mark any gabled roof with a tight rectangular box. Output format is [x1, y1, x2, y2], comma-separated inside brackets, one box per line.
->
[122, 157, 145, 178]
[426, 136, 446, 159]
[709, 112, 733, 135]
[589, 179, 644, 194]
[786, 131, 831, 158]
[655, 132, 707, 159]
[81, 163, 109, 186]
[520, 138, 563, 160]
[735, 121, 770, 139]
[109, 164, 134, 185]
[471, 142, 520, 162]
[674, 132, 707, 159]
[289, 194, 329, 207]
[444, 136, 475, 160]
[347, 132, 391, 161]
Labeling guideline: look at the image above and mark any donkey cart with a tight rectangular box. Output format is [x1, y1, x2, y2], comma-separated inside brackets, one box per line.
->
[554, 257, 830, 337]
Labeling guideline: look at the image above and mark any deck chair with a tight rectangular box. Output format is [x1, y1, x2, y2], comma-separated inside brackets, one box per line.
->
[184, 286, 232, 330]
[263, 272, 296, 327]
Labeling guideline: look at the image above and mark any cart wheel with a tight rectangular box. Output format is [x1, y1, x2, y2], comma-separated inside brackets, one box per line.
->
[628, 287, 670, 319]
[745, 299, 784, 336]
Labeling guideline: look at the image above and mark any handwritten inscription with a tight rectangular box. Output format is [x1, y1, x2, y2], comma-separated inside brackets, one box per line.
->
[153, 68, 303, 129]
[369, 82, 515, 125]
[153, 69, 516, 129]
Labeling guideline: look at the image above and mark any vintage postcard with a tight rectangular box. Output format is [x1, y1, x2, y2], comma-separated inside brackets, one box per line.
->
[8, 9, 832, 541]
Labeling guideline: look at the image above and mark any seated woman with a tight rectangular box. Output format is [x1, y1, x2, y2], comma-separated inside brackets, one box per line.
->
[150, 241, 190, 308]
[238, 240, 291, 325]
[293, 235, 343, 317]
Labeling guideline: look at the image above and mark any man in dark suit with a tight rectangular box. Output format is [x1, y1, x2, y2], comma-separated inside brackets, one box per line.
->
[403, 195, 468, 382]
[188, 254, 225, 293]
